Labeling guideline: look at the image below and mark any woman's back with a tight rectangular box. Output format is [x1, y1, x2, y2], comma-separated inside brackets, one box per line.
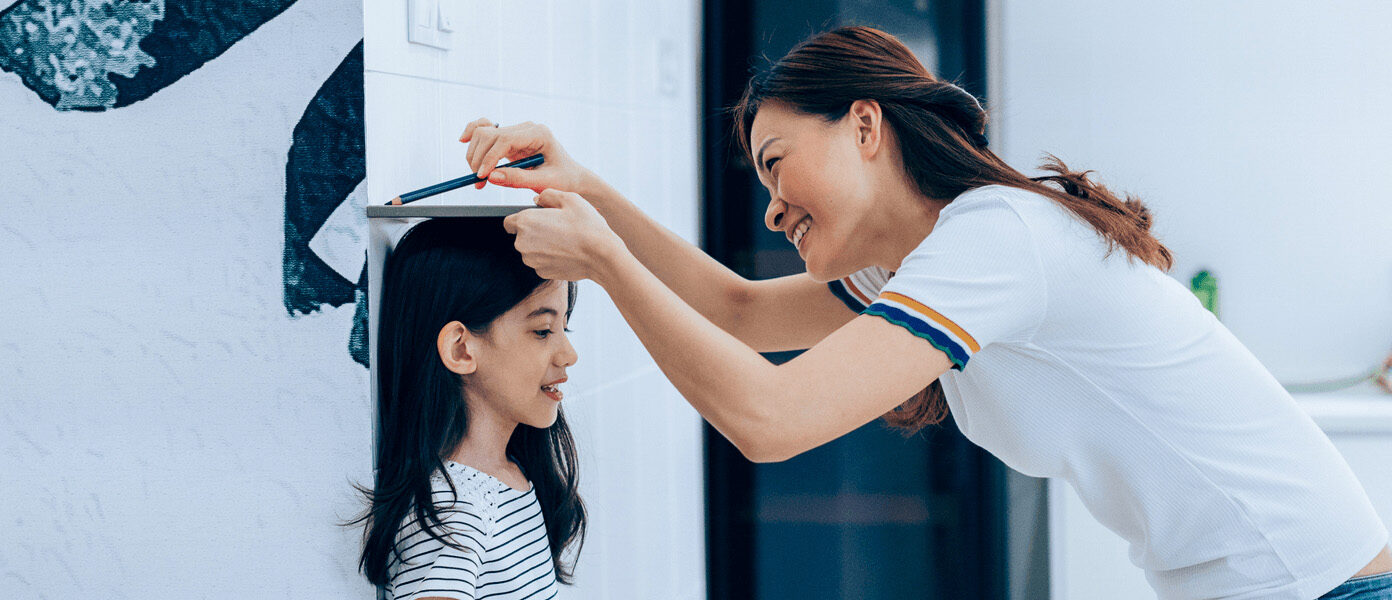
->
[857, 184, 1387, 598]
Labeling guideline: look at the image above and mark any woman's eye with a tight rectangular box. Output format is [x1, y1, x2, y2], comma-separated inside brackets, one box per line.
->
[534, 330, 553, 338]
[764, 157, 780, 172]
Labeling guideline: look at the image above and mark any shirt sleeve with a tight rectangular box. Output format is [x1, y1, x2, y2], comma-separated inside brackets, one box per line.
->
[393, 502, 492, 600]
[863, 194, 1047, 371]
[828, 265, 892, 312]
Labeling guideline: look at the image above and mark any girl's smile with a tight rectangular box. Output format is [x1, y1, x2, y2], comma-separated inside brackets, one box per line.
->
[462, 281, 578, 429]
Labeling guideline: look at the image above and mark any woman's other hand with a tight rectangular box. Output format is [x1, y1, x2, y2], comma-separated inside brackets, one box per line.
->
[504, 189, 627, 282]
[460, 118, 594, 193]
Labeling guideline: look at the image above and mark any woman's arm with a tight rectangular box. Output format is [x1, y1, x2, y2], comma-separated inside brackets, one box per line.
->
[460, 119, 855, 352]
[505, 191, 953, 462]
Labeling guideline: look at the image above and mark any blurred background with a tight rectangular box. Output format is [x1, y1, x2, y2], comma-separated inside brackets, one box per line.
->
[1, 0, 1389, 598]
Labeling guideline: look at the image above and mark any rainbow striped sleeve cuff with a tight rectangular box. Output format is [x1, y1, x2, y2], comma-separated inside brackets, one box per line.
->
[863, 291, 981, 370]
[829, 275, 875, 311]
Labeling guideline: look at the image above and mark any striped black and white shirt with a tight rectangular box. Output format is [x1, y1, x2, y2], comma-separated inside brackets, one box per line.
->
[387, 461, 559, 600]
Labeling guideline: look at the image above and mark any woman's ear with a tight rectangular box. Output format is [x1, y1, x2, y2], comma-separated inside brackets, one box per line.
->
[848, 99, 884, 157]
[437, 321, 479, 375]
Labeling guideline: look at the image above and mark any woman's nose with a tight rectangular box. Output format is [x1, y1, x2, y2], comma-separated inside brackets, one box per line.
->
[764, 196, 788, 232]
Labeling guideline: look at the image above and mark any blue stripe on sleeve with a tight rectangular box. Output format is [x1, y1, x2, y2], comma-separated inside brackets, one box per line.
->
[828, 280, 868, 312]
[863, 303, 970, 370]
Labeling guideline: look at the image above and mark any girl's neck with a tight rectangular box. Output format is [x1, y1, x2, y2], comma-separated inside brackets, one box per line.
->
[447, 405, 518, 476]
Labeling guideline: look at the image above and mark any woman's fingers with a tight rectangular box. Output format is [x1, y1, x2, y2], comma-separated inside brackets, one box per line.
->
[466, 128, 507, 189]
[460, 118, 577, 192]
[487, 167, 541, 192]
[535, 188, 580, 209]
[477, 122, 545, 179]
[459, 117, 493, 143]
[466, 128, 498, 172]
[477, 138, 527, 181]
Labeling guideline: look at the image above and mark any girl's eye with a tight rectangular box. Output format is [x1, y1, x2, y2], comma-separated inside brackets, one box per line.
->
[764, 157, 780, 173]
[534, 330, 553, 338]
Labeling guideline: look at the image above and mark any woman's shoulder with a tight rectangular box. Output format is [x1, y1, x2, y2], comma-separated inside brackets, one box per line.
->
[948, 184, 1051, 216]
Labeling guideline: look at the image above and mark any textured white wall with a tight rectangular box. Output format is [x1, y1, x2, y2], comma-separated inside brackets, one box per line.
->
[363, 0, 707, 597]
[0, 0, 373, 597]
[991, 2, 1392, 598]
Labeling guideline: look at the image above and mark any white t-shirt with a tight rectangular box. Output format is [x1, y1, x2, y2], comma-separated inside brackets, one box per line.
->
[832, 185, 1388, 600]
[386, 461, 559, 600]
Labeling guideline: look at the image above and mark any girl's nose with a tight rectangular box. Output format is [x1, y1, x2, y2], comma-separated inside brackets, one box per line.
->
[764, 196, 788, 232]
[557, 333, 578, 368]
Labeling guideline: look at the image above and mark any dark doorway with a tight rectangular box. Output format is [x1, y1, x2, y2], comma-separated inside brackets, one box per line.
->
[700, 1, 1006, 598]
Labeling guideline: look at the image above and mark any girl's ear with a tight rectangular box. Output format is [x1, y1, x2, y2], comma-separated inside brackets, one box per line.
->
[437, 321, 479, 375]
[848, 99, 883, 157]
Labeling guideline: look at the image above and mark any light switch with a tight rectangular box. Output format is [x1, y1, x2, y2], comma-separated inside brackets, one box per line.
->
[407, 0, 450, 49]
[437, 1, 456, 32]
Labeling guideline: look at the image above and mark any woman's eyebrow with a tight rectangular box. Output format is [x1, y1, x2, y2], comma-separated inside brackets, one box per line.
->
[756, 137, 782, 172]
[527, 307, 560, 318]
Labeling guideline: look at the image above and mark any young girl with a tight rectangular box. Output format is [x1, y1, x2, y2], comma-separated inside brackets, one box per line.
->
[353, 217, 585, 599]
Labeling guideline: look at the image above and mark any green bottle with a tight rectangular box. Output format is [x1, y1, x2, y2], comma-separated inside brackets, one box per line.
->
[1190, 270, 1219, 319]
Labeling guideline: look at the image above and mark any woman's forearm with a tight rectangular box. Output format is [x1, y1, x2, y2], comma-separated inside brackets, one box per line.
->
[590, 243, 786, 460]
[576, 174, 756, 338]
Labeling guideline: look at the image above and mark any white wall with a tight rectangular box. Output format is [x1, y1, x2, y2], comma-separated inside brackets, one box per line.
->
[0, 0, 372, 596]
[991, 2, 1392, 598]
[362, 0, 707, 597]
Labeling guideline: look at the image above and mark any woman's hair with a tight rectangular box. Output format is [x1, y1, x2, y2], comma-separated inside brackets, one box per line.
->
[732, 26, 1173, 433]
[350, 217, 585, 585]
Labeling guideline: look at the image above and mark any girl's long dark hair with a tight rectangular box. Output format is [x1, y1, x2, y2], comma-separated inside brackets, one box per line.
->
[349, 217, 585, 585]
[733, 26, 1173, 432]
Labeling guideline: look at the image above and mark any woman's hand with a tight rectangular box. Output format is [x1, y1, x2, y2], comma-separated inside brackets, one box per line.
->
[503, 189, 628, 282]
[460, 118, 595, 194]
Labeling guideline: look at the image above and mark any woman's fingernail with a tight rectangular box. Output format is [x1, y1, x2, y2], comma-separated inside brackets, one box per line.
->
[490, 171, 506, 182]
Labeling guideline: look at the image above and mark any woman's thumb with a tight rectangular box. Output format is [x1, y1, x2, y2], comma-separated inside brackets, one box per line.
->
[534, 188, 572, 209]
[488, 168, 542, 191]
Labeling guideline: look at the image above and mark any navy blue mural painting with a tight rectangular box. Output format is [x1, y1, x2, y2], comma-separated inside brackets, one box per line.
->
[0, 0, 297, 110]
[1, 0, 370, 367]
[283, 41, 369, 367]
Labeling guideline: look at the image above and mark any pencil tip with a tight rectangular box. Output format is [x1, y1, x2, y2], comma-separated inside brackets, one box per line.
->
[389, 197, 401, 205]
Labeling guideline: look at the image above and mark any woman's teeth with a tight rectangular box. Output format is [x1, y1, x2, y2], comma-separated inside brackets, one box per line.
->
[541, 384, 562, 400]
[792, 218, 812, 250]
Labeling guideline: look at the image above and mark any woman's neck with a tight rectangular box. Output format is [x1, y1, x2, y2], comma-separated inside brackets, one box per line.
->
[867, 186, 943, 272]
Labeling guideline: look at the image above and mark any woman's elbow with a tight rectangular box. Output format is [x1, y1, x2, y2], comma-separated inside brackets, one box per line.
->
[734, 440, 790, 463]
[728, 423, 800, 464]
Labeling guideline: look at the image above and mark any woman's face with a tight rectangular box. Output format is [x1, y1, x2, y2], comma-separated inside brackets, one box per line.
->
[749, 101, 875, 281]
[465, 281, 577, 430]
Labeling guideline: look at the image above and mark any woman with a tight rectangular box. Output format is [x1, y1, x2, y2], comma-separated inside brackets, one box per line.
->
[462, 26, 1390, 600]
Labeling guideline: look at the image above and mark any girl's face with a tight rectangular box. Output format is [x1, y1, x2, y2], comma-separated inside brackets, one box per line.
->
[749, 101, 877, 281]
[465, 282, 577, 430]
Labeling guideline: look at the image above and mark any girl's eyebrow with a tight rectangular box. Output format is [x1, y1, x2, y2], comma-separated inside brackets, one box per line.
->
[527, 308, 559, 318]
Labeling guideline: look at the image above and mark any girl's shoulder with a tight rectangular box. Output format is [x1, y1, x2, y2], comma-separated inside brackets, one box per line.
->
[428, 461, 514, 521]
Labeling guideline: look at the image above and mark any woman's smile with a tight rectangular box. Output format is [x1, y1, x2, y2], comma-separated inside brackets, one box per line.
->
[791, 216, 813, 253]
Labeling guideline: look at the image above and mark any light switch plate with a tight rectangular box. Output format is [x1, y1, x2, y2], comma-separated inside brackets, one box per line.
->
[407, 0, 450, 49]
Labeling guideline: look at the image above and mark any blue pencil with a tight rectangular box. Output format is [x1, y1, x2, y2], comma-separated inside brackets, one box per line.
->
[387, 154, 545, 205]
